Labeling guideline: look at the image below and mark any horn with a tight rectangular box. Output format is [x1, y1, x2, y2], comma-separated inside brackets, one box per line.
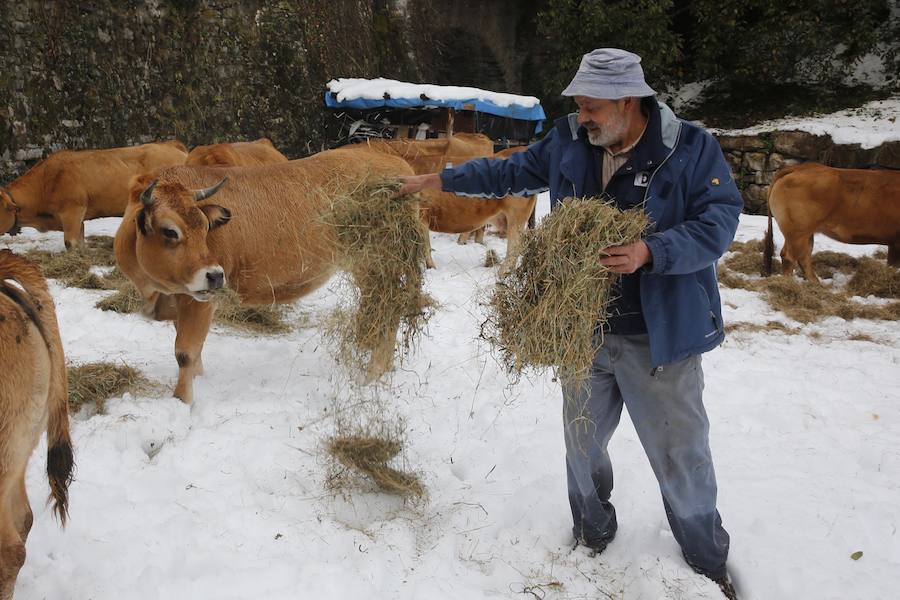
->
[140, 179, 158, 207]
[194, 177, 228, 201]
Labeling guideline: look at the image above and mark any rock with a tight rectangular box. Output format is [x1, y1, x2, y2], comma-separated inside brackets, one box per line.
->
[767, 152, 800, 173]
[742, 184, 770, 215]
[823, 144, 879, 169]
[773, 131, 831, 159]
[875, 141, 900, 169]
[716, 134, 768, 152]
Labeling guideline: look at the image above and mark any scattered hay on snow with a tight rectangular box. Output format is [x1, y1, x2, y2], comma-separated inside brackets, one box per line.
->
[718, 241, 900, 324]
[320, 178, 431, 380]
[67, 361, 151, 414]
[484, 197, 649, 382]
[211, 288, 291, 334]
[26, 235, 118, 289]
[327, 434, 424, 498]
[324, 389, 424, 499]
[846, 258, 900, 299]
[483, 248, 500, 268]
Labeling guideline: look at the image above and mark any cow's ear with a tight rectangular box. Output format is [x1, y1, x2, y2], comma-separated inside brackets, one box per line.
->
[136, 208, 152, 235]
[200, 205, 231, 230]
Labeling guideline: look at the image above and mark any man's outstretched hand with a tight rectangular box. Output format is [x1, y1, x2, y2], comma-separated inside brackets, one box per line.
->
[599, 240, 652, 274]
[397, 173, 442, 196]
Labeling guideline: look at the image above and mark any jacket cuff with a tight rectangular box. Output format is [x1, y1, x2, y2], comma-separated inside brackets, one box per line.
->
[644, 233, 669, 274]
[439, 168, 455, 193]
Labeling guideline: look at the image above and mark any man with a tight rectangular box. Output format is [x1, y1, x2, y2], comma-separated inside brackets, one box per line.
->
[399, 49, 742, 599]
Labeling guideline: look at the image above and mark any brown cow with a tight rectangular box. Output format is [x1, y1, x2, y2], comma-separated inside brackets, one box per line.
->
[185, 138, 289, 167]
[0, 141, 188, 249]
[0, 250, 74, 598]
[456, 146, 535, 247]
[764, 163, 900, 283]
[114, 147, 417, 403]
[361, 135, 536, 273]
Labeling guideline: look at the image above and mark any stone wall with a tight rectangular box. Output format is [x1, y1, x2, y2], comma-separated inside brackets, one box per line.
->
[715, 130, 900, 214]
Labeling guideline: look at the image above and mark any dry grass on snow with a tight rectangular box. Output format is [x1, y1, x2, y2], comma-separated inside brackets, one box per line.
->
[720, 239, 900, 333]
[68, 361, 152, 414]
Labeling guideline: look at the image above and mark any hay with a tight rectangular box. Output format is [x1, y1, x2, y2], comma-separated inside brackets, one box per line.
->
[483, 248, 500, 268]
[725, 321, 802, 335]
[26, 236, 120, 289]
[846, 257, 900, 299]
[723, 239, 769, 276]
[94, 282, 292, 333]
[211, 288, 291, 334]
[485, 197, 649, 381]
[327, 434, 424, 498]
[321, 178, 431, 379]
[67, 361, 150, 414]
[96, 283, 144, 314]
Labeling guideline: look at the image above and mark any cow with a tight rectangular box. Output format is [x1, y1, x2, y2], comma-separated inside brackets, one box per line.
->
[360, 134, 536, 273]
[114, 147, 418, 403]
[185, 138, 289, 167]
[456, 146, 535, 247]
[0, 141, 188, 249]
[0, 250, 74, 599]
[764, 163, 900, 283]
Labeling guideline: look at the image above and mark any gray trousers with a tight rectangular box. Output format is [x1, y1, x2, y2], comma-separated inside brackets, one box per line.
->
[562, 333, 729, 578]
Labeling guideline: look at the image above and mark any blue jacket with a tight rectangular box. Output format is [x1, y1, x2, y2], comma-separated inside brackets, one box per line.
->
[440, 102, 743, 368]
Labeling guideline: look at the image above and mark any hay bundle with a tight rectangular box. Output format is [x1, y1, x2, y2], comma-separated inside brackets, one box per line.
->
[486, 197, 649, 381]
[327, 434, 424, 497]
[68, 361, 150, 414]
[322, 179, 431, 378]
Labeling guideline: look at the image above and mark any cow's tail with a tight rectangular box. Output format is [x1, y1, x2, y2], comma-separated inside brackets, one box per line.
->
[764, 193, 775, 277]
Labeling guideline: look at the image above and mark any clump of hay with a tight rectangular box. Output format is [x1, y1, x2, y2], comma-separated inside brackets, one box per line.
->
[67, 361, 151, 414]
[846, 257, 900, 299]
[327, 434, 424, 497]
[321, 178, 431, 379]
[26, 236, 121, 290]
[723, 239, 769, 275]
[96, 283, 144, 314]
[485, 198, 649, 381]
[483, 248, 500, 267]
[211, 287, 291, 334]
[725, 320, 802, 336]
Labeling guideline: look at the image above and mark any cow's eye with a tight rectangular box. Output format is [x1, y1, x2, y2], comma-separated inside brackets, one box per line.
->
[162, 228, 179, 241]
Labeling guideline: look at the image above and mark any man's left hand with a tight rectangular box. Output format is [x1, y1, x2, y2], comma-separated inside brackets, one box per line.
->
[599, 240, 652, 274]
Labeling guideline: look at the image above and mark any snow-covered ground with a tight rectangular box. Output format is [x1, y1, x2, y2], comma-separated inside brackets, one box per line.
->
[5, 203, 898, 600]
[712, 95, 900, 149]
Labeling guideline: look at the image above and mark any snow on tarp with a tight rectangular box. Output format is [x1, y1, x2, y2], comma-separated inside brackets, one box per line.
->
[325, 77, 547, 124]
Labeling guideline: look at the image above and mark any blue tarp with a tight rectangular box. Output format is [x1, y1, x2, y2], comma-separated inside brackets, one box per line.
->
[324, 92, 546, 127]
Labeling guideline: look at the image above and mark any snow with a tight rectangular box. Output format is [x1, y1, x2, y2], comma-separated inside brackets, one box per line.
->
[712, 95, 900, 149]
[327, 78, 541, 109]
[5, 205, 898, 600]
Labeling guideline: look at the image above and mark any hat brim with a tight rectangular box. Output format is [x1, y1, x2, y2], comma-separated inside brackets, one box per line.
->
[561, 80, 656, 99]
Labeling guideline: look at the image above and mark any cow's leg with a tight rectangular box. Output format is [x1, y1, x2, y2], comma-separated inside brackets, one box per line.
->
[172, 295, 216, 404]
[58, 205, 87, 250]
[783, 235, 818, 283]
[0, 480, 26, 600]
[888, 241, 900, 267]
[498, 206, 530, 276]
[473, 226, 485, 245]
[11, 478, 31, 544]
[420, 214, 435, 269]
[457, 231, 470, 245]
